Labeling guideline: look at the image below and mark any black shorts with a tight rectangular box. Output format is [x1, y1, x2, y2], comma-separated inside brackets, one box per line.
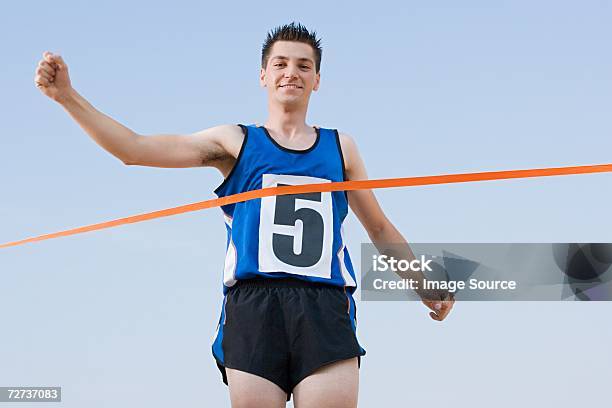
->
[212, 277, 366, 400]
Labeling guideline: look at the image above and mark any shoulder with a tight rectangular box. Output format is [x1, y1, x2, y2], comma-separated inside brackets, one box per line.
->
[194, 124, 246, 159]
[315, 126, 358, 153]
[336, 131, 357, 150]
[199, 124, 245, 139]
[334, 130, 360, 172]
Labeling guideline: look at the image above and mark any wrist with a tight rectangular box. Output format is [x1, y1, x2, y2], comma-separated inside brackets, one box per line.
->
[418, 287, 453, 302]
[55, 87, 78, 106]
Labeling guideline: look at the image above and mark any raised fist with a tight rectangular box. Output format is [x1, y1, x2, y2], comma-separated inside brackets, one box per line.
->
[34, 51, 72, 102]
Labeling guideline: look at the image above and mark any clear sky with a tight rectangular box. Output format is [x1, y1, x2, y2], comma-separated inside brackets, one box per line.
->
[1, 0, 611, 407]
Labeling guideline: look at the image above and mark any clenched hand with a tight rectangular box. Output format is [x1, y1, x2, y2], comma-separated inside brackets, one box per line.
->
[34, 51, 72, 102]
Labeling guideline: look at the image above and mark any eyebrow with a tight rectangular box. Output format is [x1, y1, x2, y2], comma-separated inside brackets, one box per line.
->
[271, 56, 314, 64]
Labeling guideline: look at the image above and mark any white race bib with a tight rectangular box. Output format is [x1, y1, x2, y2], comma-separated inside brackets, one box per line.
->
[258, 174, 333, 278]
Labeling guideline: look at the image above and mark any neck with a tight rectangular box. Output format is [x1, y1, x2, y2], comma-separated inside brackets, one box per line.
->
[264, 100, 311, 138]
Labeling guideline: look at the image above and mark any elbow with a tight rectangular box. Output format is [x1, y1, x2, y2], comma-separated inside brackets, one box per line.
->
[122, 133, 142, 165]
[121, 155, 139, 166]
[367, 222, 389, 242]
[121, 151, 140, 166]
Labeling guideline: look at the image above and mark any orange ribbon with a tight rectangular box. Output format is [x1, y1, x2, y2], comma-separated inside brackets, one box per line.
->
[1, 163, 611, 249]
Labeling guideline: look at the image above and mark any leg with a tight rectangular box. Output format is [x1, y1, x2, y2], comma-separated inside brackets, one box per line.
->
[292, 357, 359, 408]
[226, 367, 287, 408]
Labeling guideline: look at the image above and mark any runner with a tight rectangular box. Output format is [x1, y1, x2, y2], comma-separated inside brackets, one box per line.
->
[34, 22, 454, 408]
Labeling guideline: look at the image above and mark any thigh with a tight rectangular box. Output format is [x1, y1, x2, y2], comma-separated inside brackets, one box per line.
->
[227, 368, 287, 408]
[292, 357, 359, 408]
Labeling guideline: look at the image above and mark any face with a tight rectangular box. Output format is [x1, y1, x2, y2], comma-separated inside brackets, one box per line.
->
[260, 41, 320, 106]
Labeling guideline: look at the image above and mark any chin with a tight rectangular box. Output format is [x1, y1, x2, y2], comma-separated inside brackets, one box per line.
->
[275, 95, 304, 105]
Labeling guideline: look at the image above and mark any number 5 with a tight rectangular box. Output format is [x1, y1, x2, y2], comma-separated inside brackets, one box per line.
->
[259, 174, 333, 278]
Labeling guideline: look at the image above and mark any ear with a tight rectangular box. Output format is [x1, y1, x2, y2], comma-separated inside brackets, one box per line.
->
[260, 67, 266, 88]
[313, 72, 321, 92]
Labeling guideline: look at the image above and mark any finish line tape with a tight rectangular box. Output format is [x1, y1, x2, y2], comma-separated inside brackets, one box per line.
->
[1, 163, 611, 249]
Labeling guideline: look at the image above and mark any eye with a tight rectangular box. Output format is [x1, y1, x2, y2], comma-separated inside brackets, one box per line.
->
[274, 63, 285, 68]
[300, 65, 310, 69]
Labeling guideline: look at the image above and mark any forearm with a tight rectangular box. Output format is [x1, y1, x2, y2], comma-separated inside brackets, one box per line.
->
[370, 222, 430, 298]
[57, 89, 140, 163]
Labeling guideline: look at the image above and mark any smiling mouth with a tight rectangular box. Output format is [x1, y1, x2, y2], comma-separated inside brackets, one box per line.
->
[279, 84, 303, 89]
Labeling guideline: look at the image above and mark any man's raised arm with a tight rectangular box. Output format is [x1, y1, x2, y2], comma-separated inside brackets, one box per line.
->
[34, 51, 241, 169]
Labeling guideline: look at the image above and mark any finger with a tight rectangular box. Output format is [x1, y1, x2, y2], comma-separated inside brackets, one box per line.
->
[437, 308, 449, 321]
[35, 75, 51, 87]
[50, 54, 66, 70]
[43, 52, 58, 69]
[437, 301, 454, 320]
[38, 61, 57, 76]
[425, 300, 444, 314]
[446, 297, 456, 309]
[43, 52, 64, 70]
[422, 299, 437, 312]
[36, 69, 54, 82]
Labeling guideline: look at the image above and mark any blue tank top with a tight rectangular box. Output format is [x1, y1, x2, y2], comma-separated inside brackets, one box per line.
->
[214, 124, 358, 294]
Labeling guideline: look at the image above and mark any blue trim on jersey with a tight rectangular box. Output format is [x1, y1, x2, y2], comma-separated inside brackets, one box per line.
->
[211, 295, 227, 364]
[346, 291, 366, 355]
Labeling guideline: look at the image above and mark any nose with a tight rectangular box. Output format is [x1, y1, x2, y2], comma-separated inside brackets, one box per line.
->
[284, 64, 299, 78]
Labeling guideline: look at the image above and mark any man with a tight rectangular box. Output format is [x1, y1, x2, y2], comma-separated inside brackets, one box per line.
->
[35, 22, 454, 408]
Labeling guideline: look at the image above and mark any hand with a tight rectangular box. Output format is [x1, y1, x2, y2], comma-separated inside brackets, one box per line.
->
[34, 51, 73, 102]
[421, 291, 455, 321]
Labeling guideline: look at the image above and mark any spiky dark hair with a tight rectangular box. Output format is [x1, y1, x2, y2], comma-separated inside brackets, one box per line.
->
[261, 22, 322, 73]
